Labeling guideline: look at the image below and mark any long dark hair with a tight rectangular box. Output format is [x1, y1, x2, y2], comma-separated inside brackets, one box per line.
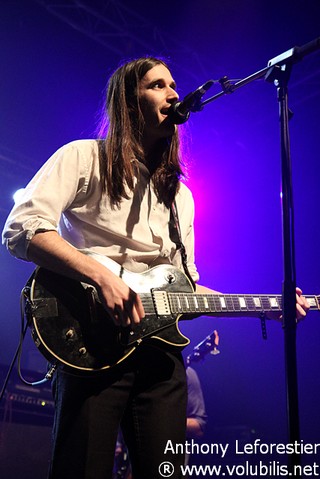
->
[97, 57, 184, 208]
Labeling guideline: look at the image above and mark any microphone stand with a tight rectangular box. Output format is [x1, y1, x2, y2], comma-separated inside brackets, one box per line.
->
[197, 37, 320, 473]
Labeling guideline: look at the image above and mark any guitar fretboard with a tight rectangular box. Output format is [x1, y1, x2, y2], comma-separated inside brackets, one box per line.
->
[166, 293, 319, 315]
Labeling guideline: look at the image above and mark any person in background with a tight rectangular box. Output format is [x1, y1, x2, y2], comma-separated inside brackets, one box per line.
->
[186, 366, 207, 439]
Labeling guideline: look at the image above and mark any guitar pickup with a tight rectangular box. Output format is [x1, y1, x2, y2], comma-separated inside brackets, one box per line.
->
[151, 290, 171, 316]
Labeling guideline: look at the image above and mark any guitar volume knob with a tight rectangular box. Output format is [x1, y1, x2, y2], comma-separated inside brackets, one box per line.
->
[65, 328, 75, 339]
[165, 272, 176, 284]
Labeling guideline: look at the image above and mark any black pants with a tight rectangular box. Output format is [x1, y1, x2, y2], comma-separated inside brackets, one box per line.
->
[48, 344, 187, 479]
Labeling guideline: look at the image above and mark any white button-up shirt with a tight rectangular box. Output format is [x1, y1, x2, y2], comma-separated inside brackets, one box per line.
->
[2, 139, 199, 282]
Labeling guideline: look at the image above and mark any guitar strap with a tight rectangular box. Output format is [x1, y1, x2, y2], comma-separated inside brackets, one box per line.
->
[170, 201, 196, 291]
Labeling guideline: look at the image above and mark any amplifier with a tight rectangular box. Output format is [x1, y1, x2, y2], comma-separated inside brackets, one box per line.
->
[0, 364, 54, 425]
[0, 365, 53, 478]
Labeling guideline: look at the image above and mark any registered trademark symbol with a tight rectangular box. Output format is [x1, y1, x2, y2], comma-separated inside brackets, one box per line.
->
[158, 461, 175, 477]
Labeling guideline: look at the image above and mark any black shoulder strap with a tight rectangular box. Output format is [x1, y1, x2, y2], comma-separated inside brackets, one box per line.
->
[169, 201, 196, 291]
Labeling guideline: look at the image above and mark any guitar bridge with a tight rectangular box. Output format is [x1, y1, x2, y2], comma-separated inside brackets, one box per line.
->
[151, 290, 171, 316]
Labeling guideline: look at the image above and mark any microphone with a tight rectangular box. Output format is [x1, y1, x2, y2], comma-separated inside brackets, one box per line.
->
[168, 80, 214, 124]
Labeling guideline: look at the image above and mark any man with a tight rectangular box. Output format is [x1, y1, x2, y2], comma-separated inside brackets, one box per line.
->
[2, 57, 309, 479]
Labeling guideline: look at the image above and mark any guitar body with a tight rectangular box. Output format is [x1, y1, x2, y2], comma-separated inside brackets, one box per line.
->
[27, 255, 193, 373]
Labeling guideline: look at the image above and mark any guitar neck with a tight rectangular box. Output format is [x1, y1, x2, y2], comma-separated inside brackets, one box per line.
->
[165, 292, 320, 316]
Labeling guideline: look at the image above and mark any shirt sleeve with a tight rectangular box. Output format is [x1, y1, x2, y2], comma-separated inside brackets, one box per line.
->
[1, 140, 92, 261]
[186, 366, 208, 434]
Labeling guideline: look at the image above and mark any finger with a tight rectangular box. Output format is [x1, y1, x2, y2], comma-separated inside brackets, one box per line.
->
[125, 291, 145, 324]
[123, 303, 143, 326]
[110, 292, 145, 327]
[135, 294, 145, 319]
[111, 305, 131, 327]
[296, 304, 307, 320]
[130, 306, 142, 325]
[123, 299, 140, 325]
[296, 292, 310, 312]
[111, 310, 124, 326]
[97, 293, 125, 325]
[120, 309, 132, 327]
[297, 305, 307, 317]
[296, 294, 304, 308]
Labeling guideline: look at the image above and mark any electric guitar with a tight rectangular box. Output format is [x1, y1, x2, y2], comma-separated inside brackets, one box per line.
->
[24, 252, 319, 373]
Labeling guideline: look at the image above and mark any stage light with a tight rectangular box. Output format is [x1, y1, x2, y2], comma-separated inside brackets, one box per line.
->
[13, 188, 25, 203]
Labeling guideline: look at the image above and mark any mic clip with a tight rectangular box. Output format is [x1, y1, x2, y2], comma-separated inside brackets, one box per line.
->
[219, 76, 235, 94]
[188, 80, 215, 113]
[169, 79, 214, 124]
